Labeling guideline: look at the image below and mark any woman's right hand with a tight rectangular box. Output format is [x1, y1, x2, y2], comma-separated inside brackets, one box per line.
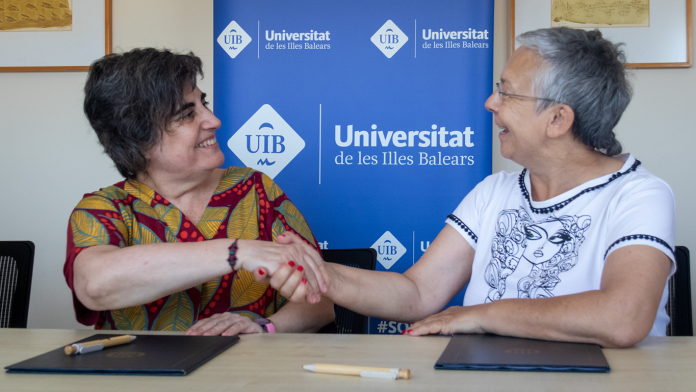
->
[250, 232, 329, 303]
[235, 233, 327, 302]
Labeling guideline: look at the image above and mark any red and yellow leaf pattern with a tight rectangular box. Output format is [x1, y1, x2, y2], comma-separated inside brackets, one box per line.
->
[153, 291, 195, 331]
[132, 199, 160, 221]
[131, 223, 163, 245]
[109, 218, 129, 243]
[198, 207, 228, 239]
[276, 200, 317, 246]
[121, 206, 134, 239]
[271, 218, 286, 241]
[262, 173, 283, 201]
[71, 210, 110, 247]
[227, 190, 259, 241]
[215, 167, 254, 194]
[200, 276, 221, 309]
[65, 167, 320, 330]
[124, 180, 155, 204]
[75, 196, 119, 212]
[94, 185, 128, 201]
[112, 305, 148, 331]
[230, 271, 267, 308]
[155, 203, 182, 235]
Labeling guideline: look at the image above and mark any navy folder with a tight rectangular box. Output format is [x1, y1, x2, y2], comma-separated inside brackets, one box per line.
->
[5, 334, 240, 376]
[435, 334, 610, 373]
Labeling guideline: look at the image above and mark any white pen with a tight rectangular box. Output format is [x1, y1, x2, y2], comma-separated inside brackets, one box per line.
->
[64, 335, 136, 355]
[303, 363, 411, 380]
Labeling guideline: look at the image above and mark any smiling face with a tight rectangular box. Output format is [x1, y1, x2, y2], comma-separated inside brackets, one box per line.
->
[521, 220, 572, 265]
[144, 86, 224, 179]
[485, 47, 550, 165]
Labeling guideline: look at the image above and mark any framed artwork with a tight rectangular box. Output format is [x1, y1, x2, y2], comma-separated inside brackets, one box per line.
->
[0, 0, 112, 72]
[512, 0, 692, 68]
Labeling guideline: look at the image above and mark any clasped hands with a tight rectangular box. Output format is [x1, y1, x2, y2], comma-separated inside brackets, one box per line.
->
[188, 232, 486, 338]
[234, 231, 329, 304]
[237, 231, 488, 338]
[186, 232, 328, 336]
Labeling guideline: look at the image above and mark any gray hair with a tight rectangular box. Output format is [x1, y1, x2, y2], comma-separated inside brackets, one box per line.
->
[516, 27, 632, 156]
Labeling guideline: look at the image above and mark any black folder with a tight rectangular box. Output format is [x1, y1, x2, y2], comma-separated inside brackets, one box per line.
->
[435, 334, 610, 373]
[5, 334, 240, 376]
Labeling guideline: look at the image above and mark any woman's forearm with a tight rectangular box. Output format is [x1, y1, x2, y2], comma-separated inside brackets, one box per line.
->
[268, 298, 335, 333]
[73, 235, 325, 311]
[321, 226, 476, 323]
[73, 240, 234, 311]
[323, 263, 434, 323]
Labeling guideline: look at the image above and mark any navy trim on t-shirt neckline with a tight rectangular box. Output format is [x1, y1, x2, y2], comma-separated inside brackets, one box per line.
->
[518, 159, 641, 215]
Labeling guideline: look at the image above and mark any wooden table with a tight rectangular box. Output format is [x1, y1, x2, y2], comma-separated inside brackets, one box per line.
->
[1, 329, 694, 391]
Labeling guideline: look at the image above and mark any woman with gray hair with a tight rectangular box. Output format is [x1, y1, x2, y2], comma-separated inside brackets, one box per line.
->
[64, 48, 333, 335]
[272, 27, 676, 347]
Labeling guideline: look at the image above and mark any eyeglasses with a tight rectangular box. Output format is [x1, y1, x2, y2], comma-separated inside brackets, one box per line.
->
[495, 83, 560, 104]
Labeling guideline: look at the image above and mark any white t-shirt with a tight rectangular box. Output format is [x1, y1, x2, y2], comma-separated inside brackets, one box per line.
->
[446, 154, 676, 336]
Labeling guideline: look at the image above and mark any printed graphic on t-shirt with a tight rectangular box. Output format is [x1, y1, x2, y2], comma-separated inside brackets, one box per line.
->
[484, 207, 591, 302]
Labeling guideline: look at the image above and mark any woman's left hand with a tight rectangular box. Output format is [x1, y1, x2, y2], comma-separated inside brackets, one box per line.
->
[405, 306, 486, 336]
[185, 313, 263, 336]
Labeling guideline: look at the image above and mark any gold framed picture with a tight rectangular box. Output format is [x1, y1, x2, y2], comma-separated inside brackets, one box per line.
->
[0, 0, 112, 72]
[512, 0, 692, 68]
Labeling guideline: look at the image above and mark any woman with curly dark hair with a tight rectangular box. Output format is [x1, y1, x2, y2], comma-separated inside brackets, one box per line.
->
[64, 48, 332, 335]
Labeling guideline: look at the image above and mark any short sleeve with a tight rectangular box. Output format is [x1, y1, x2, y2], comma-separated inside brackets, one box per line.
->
[604, 177, 676, 273]
[64, 195, 129, 325]
[446, 177, 493, 250]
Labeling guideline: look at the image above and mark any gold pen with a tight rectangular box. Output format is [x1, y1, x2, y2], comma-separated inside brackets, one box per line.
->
[303, 363, 411, 380]
[64, 335, 136, 355]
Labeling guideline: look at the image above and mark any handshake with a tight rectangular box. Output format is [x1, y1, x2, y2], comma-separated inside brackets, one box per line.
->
[233, 231, 330, 304]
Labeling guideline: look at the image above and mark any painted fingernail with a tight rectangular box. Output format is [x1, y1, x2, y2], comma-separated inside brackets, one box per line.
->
[258, 269, 265, 276]
[407, 329, 412, 334]
[288, 261, 296, 267]
[401, 330, 406, 335]
[297, 266, 304, 272]
[302, 277, 307, 284]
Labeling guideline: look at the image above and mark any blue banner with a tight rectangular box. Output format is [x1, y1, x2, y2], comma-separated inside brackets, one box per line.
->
[214, 0, 494, 334]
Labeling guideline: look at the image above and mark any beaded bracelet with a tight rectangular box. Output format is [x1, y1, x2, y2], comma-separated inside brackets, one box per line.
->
[228, 239, 239, 270]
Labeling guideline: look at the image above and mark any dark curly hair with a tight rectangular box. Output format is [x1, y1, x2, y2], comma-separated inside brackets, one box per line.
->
[84, 48, 204, 179]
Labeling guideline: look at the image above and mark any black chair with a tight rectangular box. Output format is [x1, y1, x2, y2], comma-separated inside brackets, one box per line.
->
[322, 248, 377, 334]
[0, 241, 35, 328]
[666, 246, 693, 336]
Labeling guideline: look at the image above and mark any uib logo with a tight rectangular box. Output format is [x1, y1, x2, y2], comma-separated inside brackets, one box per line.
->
[217, 20, 252, 59]
[371, 20, 408, 58]
[228, 105, 305, 179]
[371, 231, 407, 269]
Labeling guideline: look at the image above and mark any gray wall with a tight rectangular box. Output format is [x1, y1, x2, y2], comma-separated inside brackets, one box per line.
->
[0, 0, 692, 330]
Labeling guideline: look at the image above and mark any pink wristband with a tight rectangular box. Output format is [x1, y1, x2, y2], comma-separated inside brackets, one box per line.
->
[254, 318, 276, 333]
